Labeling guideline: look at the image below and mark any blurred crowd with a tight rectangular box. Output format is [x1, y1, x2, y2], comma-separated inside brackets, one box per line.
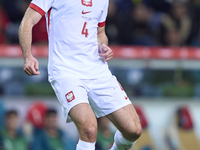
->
[0, 99, 199, 150]
[106, 0, 200, 46]
[0, 102, 77, 150]
[0, 101, 116, 150]
[0, 0, 200, 46]
[0, 0, 47, 44]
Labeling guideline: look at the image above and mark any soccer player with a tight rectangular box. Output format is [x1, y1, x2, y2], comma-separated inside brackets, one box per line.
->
[19, 0, 142, 149]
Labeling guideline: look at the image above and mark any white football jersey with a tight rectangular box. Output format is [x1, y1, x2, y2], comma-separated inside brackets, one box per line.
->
[29, 0, 112, 81]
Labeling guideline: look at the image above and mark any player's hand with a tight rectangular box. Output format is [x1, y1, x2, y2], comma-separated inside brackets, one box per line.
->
[99, 44, 113, 62]
[23, 55, 40, 76]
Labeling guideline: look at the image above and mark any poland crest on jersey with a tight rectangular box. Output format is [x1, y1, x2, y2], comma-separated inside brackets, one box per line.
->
[82, 0, 92, 7]
[65, 91, 75, 103]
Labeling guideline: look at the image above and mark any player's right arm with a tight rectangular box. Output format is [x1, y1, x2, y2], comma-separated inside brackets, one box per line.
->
[18, 8, 42, 76]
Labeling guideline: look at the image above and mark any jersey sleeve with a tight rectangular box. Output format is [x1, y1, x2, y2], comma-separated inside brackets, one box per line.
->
[98, 0, 109, 27]
[29, 0, 54, 16]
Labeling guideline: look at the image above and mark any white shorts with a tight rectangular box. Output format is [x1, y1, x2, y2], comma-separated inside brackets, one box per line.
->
[50, 75, 132, 122]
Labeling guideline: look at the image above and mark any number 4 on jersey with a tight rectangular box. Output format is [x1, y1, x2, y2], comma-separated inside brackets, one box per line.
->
[82, 22, 88, 37]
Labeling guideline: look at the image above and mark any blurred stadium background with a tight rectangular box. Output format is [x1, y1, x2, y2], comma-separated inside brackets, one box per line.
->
[0, 0, 200, 150]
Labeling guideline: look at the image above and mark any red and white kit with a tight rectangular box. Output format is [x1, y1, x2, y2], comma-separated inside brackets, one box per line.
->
[29, 0, 131, 122]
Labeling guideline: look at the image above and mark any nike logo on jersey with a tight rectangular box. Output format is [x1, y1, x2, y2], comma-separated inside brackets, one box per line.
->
[82, 10, 91, 14]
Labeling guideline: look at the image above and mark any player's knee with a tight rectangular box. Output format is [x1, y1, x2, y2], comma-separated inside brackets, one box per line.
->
[135, 124, 142, 138]
[124, 124, 142, 141]
[82, 125, 97, 142]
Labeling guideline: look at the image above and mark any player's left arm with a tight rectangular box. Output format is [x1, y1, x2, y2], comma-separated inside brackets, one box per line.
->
[97, 26, 113, 62]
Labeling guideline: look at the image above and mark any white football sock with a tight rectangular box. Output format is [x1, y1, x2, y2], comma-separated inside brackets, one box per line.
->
[110, 130, 136, 150]
[76, 139, 96, 150]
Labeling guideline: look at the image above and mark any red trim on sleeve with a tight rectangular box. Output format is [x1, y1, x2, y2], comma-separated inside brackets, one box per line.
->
[98, 21, 106, 27]
[48, 8, 52, 30]
[29, 3, 45, 16]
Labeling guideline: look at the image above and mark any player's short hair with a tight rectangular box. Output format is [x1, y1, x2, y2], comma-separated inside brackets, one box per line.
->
[45, 108, 57, 117]
[5, 110, 18, 118]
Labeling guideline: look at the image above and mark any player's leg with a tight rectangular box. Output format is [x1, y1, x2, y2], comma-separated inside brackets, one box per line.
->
[107, 104, 142, 141]
[68, 103, 97, 142]
[88, 76, 142, 150]
[50, 77, 97, 150]
[69, 103, 97, 150]
[107, 104, 142, 150]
